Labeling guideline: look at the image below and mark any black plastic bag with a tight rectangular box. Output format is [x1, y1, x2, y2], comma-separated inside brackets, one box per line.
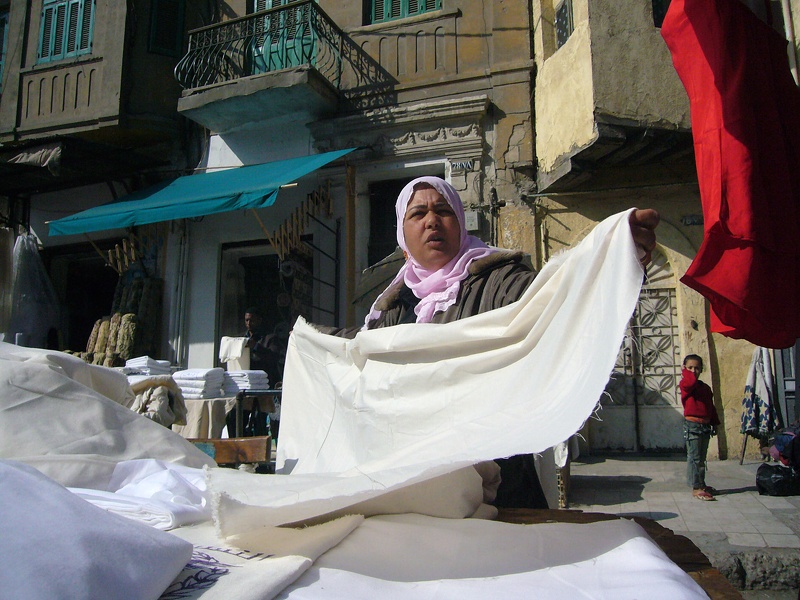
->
[756, 463, 800, 496]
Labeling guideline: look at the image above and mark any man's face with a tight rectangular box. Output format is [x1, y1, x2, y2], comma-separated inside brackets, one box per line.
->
[245, 313, 261, 333]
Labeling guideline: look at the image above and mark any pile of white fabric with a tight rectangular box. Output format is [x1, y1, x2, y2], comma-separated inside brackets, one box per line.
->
[223, 369, 270, 395]
[124, 355, 171, 376]
[173, 367, 225, 399]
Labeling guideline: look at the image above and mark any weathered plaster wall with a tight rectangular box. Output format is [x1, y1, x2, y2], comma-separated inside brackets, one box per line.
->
[588, 0, 690, 128]
[534, 21, 597, 174]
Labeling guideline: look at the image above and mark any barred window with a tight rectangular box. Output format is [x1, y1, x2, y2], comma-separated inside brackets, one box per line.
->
[372, 0, 440, 25]
[555, 0, 573, 49]
[38, 0, 94, 63]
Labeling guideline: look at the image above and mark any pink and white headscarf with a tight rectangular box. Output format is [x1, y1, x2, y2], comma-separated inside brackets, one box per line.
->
[364, 176, 497, 327]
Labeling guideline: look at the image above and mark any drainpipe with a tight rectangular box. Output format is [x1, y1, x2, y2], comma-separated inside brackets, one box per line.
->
[168, 221, 190, 367]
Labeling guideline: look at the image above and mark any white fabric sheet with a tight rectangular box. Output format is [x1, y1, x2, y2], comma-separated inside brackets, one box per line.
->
[277, 514, 708, 600]
[0, 460, 193, 600]
[0, 344, 216, 489]
[219, 336, 248, 364]
[165, 523, 314, 600]
[69, 459, 211, 530]
[210, 211, 643, 531]
[0, 342, 135, 406]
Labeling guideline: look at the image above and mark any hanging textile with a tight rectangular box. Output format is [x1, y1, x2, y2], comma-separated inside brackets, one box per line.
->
[661, 0, 800, 349]
[741, 347, 781, 437]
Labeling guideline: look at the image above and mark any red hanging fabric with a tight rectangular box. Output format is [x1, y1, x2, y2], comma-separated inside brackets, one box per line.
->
[661, 0, 800, 349]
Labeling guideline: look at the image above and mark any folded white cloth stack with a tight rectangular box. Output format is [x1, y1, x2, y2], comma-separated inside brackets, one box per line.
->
[173, 367, 225, 399]
[223, 369, 270, 394]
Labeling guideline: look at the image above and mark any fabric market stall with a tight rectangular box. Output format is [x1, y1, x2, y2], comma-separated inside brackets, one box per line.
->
[0, 212, 740, 599]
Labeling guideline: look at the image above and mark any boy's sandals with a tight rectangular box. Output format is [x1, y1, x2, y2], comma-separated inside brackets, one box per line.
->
[693, 489, 715, 501]
[703, 486, 718, 495]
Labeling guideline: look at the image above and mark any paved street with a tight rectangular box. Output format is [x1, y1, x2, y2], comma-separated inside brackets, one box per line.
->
[567, 454, 800, 595]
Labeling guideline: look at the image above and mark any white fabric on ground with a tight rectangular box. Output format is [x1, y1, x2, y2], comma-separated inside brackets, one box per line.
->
[210, 210, 643, 531]
[276, 514, 708, 600]
[69, 459, 210, 530]
[0, 460, 192, 600]
[0, 344, 215, 489]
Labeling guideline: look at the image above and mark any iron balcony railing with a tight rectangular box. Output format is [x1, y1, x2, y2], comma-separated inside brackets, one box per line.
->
[175, 1, 343, 91]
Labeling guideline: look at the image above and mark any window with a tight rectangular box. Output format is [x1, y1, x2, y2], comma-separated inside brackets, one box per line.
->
[0, 10, 9, 92]
[38, 0, 94, 63]
[652, 0, 671, 27]
[149, 0, 185, 57]
[555, 0, 573, 49]
[371, 0, 441, 25]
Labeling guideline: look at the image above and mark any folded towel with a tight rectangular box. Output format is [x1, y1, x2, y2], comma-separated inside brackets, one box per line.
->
[173, 368, 225, 382]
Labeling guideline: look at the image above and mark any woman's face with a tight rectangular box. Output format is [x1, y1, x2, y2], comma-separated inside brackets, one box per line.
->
[402, 185, 462, 271]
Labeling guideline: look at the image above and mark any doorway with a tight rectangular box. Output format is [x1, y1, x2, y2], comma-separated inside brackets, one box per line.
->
[589, 249, 685, 452]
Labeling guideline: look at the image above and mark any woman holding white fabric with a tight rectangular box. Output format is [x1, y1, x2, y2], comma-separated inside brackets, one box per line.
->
[339, 176, 658, 507]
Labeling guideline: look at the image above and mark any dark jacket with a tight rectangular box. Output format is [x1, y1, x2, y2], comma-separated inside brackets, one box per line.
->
[345, 250, 547, 509]
[367, 250, 535, 329]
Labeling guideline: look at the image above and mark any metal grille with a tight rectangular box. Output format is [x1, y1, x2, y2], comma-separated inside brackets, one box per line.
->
[175, 0, 341, 90]
[614, 250, 682, 406]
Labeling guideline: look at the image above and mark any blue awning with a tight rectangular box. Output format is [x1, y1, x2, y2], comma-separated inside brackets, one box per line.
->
[48, 148, 356, 236]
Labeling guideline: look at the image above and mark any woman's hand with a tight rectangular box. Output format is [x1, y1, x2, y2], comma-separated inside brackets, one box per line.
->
[629, 209, 660, 267]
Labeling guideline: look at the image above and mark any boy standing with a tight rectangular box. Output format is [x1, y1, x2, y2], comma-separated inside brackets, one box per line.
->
[680, 354, 720, 501]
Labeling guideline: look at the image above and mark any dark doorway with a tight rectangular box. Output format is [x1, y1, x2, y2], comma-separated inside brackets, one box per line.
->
[368, 178, 407, 266]
[43, 244, 119, 351]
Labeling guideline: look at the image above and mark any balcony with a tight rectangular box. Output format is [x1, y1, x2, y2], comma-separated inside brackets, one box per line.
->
[175, 2, 350, 133]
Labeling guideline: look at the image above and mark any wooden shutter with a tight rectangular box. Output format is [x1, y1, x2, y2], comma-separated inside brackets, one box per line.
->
[52, 3, 66, 57]
[66, 0, 80, 54]
[79, 0, 93, 51]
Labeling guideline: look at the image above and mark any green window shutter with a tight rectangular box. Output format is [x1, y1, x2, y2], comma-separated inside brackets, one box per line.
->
[149, 0, 184, 57]
[373, 0, 384, 23]
[53, 3, 66, 57]
[371, 0, 439, 23]
[40, 6, 54, 60]
[79, 0, 93, 51]
[38, 0, 94, 63]
[66, 0, 80, 54]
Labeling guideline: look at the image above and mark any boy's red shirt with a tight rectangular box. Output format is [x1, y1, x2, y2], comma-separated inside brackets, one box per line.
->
[679, 369, 720, 426]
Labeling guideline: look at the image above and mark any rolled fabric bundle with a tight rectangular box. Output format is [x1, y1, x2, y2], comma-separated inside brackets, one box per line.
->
[94, 318, 111, 356]
[86, 318, 102, 354]
[106, 313, 122, 355]
[116, 314, 137, 361]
